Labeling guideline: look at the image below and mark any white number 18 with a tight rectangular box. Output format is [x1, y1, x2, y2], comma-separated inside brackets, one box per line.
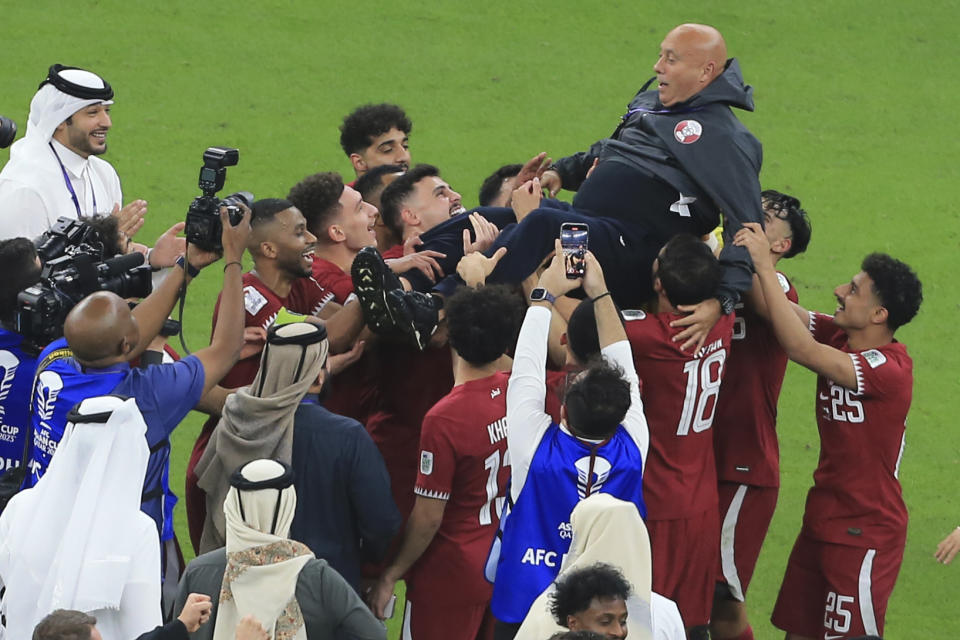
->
[676, 350, 726, 436]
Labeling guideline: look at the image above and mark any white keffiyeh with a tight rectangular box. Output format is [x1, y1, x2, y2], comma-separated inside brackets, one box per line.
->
[0, 396, 160, 640]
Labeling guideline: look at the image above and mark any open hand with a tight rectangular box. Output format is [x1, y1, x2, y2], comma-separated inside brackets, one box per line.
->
[386, 250, 446, 283]
[149, 222, 187, 269]
[462, 212, 500, 254]
[670, 298, 722, 353]
[514, 151, 553, 186]
[936, 527, 960, 565]
[112, 199, 147, 240]
[733, 222, 773, 272]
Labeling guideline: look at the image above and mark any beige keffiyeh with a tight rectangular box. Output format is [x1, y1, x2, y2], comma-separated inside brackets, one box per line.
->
[196, 322, 328, 553]
[213, 459, 314, 640]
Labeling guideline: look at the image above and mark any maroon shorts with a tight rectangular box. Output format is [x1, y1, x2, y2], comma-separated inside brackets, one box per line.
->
[402, 595, 494, 640]
[715, 482, 779, 601]
[771, 530, 904, 639]
[648, 507, 720, 628]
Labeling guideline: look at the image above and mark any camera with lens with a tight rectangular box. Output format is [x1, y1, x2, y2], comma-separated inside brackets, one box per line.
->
[0, 115, 16, 149]
[15, 220, 153, 347]
[184, 147, 253, 252]
[35, 216, 108, 263]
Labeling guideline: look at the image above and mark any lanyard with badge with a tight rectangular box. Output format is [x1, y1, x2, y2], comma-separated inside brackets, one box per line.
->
[48, 141, 95, 216]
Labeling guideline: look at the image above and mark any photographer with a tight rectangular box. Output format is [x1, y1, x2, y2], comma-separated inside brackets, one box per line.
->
[0, 239, 43, 482]
[25, 207, 250, 593]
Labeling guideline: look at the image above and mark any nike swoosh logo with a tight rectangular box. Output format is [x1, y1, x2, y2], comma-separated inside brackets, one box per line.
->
[819, 393, 829, 400]
[825, 634, 844, 640]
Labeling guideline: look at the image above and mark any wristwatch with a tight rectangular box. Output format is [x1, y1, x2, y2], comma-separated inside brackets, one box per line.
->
[176, 255, 201, 279]
[529, 288, 556, 305]
[716, 293, 736, 315]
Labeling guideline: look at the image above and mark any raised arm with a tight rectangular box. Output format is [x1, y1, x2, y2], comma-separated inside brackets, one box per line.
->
[508, 240, 581, 497]
[581, 252, 648, 461]
[735, 223, 858, 389]
[192, 209, 252, 395]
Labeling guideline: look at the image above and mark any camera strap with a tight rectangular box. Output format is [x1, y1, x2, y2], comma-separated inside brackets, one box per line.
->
[49, 142, 96, 216]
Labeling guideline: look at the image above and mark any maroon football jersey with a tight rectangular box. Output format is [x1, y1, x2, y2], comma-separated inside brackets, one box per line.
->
[365, 340, 455, 519]
[311, 256, 357, 305]
[407, 373, 512, 604]
[626, 310, 735, 520]
[211, 272, 333, 389]
[802, 312, 911, 549]
[309, 256, 377, 424]
[714, 272, 798, 487]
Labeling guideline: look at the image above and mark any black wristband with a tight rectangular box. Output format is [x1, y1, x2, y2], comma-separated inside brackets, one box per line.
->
[223, 261, 243, 272]
[176, 255, 201, 278]
[592, 291, 612, 303]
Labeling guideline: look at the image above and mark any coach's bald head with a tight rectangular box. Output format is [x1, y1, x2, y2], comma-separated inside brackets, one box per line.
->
[64, 291, 139, 366]
[653, 23, 728, 106]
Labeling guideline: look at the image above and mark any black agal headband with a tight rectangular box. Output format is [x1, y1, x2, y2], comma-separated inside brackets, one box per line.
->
[230, 460, 296, 535]
[39, 64, 114, 101]
[255, 322, 328, 397]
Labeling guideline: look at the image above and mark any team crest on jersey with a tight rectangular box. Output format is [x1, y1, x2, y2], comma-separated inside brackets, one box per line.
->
[243, 286, 268, 316]
[674, 120, 702, 144]
[575, 455, 612, 498]
[491, 387, 502, 399]
[777, 272, 791, 293]
[0, 350, 20, 408]
[420, 451, 434, 475]
[861, 349, 887, 369]
[621, 309, 646, 322]
[35, 371, 64, 424]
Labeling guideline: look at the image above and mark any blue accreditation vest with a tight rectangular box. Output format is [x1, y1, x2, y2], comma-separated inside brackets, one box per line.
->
[489, 422, 646, 623]
[26, 338, 127, 488]
[0, 328, 38, 474]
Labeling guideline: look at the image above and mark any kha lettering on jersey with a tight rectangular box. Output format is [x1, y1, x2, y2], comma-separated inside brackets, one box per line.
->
[487, 416, 507, 445]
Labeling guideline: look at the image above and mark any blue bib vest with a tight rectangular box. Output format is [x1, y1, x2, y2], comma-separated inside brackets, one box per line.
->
[27, 339, 126, 487]
[0, 328, 38, 474]
[489, 423, 646, 623]
[26, 339, 172, 542]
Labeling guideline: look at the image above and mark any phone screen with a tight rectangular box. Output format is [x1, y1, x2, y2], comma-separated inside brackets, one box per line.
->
[560, 223, 588, 279]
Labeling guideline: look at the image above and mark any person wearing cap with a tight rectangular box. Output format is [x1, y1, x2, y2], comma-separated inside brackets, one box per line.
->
[0, 65, 162, 256]
[0, 396, 164, 640]
[195, 322, 399, 590]
[175, 459, 386, 640]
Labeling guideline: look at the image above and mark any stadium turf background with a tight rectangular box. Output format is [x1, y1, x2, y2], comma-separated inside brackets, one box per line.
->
[2, 0, 957, 635]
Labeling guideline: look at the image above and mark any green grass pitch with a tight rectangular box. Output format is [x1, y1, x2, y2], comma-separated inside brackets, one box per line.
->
[2, 0, 958, 636]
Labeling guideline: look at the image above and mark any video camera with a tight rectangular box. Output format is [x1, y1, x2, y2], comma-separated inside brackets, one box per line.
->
[184, 147, 253, 252]
[35, 217, 109, 263]
[15, 218, 153, 348]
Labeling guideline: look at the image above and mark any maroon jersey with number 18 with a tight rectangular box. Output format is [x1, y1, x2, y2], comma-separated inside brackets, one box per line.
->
[713, 271, 797, 488]
[802, 312, 912, 550]
[625, 310, 735, 520]
[407, 371, 512, 605]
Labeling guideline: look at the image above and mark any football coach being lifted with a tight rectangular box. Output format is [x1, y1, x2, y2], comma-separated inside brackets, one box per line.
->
[495, 24, 762, 348]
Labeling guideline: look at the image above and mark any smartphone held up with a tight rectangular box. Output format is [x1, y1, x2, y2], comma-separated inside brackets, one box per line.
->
[560, 223, 588, 279]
